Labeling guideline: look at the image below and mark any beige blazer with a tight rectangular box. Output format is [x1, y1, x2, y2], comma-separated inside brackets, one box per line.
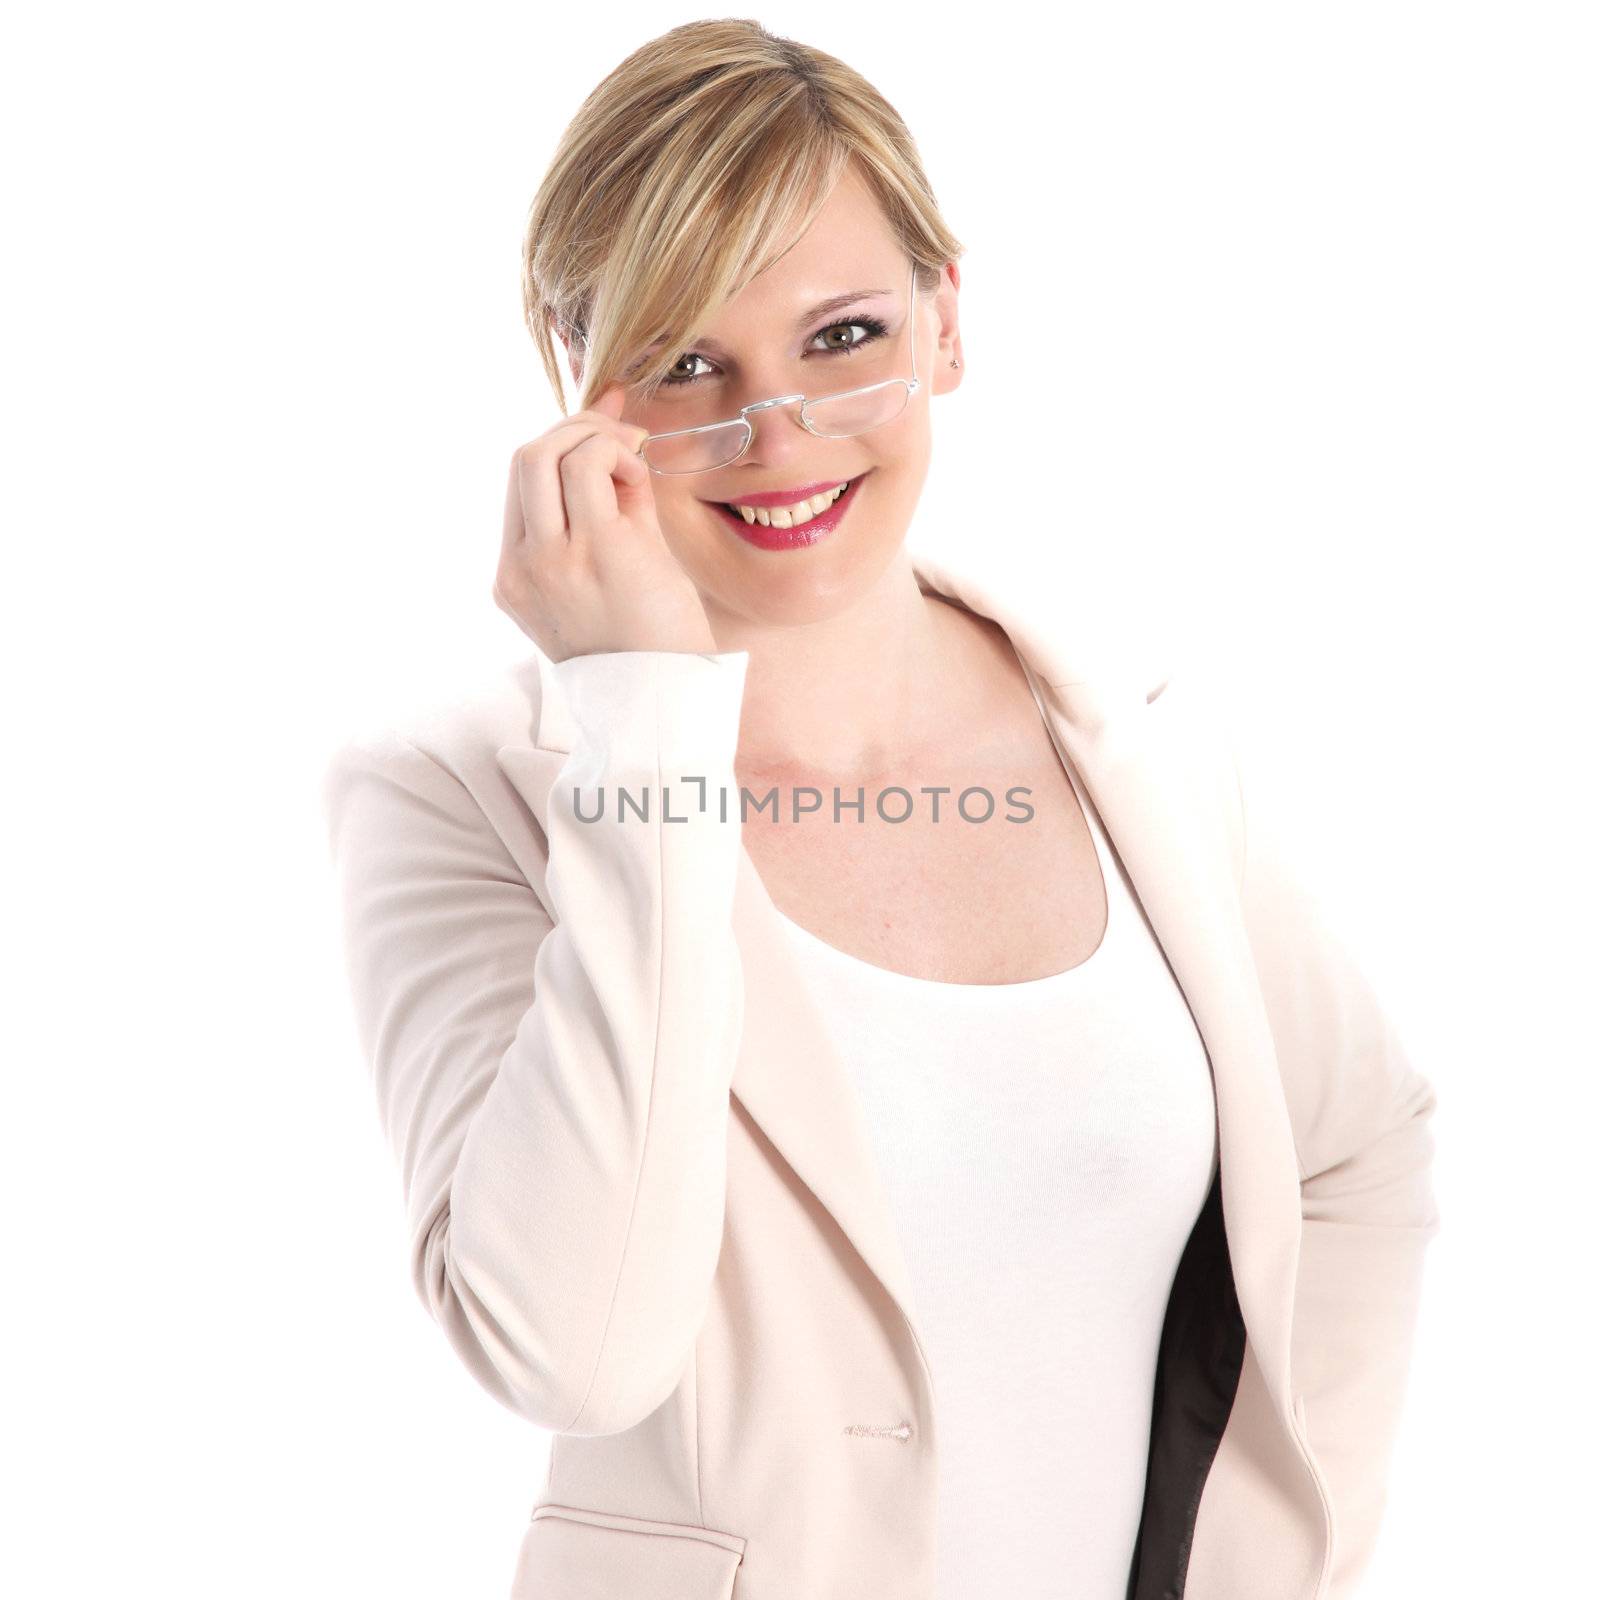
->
[321, 546, 1441, 1600]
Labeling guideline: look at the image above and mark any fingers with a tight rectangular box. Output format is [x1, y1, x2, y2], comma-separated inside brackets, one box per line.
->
[559, 429, 642, 539]
[505, 384, 651, 556]
[507, 437, 568, 557]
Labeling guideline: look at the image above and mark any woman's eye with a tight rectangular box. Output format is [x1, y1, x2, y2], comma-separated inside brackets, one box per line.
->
[660, 319, 883, 387]
[814, 320, 872, 352]
[667, 353, 713, 383]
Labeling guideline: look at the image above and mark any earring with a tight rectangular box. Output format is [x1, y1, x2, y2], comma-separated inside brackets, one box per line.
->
[950, 358, 961, 368]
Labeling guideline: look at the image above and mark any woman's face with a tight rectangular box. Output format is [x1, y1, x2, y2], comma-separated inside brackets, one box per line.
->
[598, 166, 962, 631]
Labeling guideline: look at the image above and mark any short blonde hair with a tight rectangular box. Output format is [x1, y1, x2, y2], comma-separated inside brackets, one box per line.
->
[521, 19, 965, 414]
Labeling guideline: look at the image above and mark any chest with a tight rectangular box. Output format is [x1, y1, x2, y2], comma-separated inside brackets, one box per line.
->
[736, 727, 1108, 987]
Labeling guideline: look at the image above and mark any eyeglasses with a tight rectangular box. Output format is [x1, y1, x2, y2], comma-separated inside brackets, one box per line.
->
[628, 263, 922, 477]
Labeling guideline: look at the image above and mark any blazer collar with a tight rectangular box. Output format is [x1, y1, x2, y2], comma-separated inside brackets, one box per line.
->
[514, 542, 1307, 1442]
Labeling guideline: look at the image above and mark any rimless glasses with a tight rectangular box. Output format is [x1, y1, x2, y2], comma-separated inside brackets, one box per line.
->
[603, 263, 924, 477]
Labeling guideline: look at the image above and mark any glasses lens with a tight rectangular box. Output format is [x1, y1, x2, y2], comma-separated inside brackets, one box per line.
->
[804, 380, 910, 440]
[638, 380, 910, 475]
[641, 422, 750, 476]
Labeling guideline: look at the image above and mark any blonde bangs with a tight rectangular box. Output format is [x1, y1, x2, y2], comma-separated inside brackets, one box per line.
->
[521, 20, 964, 414]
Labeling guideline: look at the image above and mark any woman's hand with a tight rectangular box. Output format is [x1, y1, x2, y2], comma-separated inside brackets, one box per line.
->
[495, 384, 718, 661]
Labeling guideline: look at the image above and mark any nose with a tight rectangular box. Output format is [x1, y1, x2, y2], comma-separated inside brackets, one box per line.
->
[736, 395, 828, 470]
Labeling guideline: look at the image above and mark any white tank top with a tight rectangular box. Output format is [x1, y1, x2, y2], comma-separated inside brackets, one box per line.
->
[773, 672, 1219, 1600]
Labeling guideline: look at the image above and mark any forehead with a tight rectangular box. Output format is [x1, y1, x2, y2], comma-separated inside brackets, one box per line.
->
[615, 161, 910, 380]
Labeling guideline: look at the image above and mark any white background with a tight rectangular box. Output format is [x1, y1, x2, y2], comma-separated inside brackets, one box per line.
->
[6, 2, 1594, 1594]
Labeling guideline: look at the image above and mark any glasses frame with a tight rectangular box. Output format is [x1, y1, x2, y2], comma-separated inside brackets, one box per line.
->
[627, 262, 922, 477]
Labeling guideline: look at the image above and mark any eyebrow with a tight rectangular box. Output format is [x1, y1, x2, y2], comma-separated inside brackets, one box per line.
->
[787, 288, 893, 330]
[643, 287, 894, 361]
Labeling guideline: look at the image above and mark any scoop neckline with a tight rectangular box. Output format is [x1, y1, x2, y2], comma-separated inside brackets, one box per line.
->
[774, 898, 1106, 992]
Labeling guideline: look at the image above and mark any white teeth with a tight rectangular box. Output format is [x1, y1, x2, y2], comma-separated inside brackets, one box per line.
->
[730, 481, 850, 526]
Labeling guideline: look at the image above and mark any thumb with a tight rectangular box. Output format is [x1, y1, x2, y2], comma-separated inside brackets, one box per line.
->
[591, 381, 627, 417]
[593, 380, 652, 452]
[612, 435, 655, 510]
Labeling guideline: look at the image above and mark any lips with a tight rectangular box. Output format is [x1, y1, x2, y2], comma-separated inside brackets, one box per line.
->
[709, 472, 868, 552]
[708, 479, 852, 511]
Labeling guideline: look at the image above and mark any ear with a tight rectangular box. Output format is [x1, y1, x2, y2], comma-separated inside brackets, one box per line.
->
[549, 315, 586, 386]
[931, 260, 964, 397]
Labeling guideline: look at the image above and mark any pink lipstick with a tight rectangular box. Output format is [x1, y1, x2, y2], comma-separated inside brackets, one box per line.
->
[705, 473, 869, 552]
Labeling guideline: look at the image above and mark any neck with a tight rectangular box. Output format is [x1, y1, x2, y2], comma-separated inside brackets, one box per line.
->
[708, 551, 971, 779]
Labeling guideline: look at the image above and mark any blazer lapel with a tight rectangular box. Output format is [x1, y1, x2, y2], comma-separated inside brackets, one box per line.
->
[516, 544, 1307, 1446]
[1037, 663, 1306, 1438]
[724, 843, 938, 1397]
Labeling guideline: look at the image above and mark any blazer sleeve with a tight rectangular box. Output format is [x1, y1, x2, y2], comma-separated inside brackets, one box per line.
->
[1233, 754, 1443, 1598]
[321, 648, 751, 1438]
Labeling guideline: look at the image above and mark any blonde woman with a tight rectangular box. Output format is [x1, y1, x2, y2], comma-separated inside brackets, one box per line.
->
[322, 20, 1440, 1600]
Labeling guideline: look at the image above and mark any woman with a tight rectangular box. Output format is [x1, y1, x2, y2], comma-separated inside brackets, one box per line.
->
[321, 20, 1441, 1600]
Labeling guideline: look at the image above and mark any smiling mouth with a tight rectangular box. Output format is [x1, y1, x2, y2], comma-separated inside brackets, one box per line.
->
[714, 475, 864, 528]
[705, 472, 869, 552]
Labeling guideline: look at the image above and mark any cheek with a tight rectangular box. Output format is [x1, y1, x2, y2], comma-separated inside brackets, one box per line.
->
[651, 505, 721, 571]
[655, 494, 713, 535]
